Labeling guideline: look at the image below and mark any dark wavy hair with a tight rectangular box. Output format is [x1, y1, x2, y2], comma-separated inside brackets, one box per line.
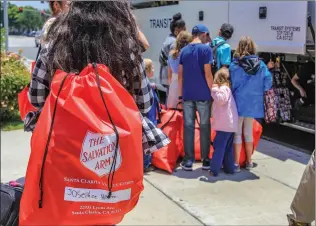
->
[46, 1, 143, 94]
[170, 13, 185, 35]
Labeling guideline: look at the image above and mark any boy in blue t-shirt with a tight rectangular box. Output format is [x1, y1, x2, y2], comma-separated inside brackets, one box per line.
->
[178, 24, 213, 171]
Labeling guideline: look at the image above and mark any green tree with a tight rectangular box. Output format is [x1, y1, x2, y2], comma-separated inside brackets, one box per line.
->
[1, 2, 47, 31]
[8, 3, 21, 29]
[15, 6, 44, 30]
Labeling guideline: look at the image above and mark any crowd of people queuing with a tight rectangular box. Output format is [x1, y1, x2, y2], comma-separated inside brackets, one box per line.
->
[23, 1, 314, 225]
[155, 15, 273, 174]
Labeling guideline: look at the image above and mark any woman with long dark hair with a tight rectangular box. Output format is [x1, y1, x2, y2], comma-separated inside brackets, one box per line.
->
[25, 1, 169, 155]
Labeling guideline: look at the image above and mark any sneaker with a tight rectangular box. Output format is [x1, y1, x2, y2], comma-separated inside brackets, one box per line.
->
[202, 159, 210, 170]
[180, 160, 193, 171]
[234, 164, 241, 173]
[209, 171, 218, 177]
[246, 162, 254, 170]
[144, 165, 156, 173]
[287, 214, 311, 226]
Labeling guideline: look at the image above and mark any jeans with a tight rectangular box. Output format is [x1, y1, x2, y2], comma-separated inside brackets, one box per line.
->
[143, 153, 152, 170]
[211, 131, 235, 175]
[183, 100, 211, 161]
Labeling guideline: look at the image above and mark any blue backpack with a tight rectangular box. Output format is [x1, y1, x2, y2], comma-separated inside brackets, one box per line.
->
[146, 89, 161, 126]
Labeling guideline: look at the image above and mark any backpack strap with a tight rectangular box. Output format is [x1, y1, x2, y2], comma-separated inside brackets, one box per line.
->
[211, 41, 226, 61]
[154, 90, 162, 124]
[35, 44, 42, 62]
[160, 102, 182, 130]
[159, 48, 169, 67]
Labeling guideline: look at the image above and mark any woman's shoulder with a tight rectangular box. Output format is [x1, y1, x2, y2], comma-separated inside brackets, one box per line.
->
[168, 54, 179, 62]
[229, 60, 240, 72]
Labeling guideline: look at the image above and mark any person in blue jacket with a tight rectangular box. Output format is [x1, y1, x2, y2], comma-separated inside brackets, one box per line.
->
[230, 36, 273, 172]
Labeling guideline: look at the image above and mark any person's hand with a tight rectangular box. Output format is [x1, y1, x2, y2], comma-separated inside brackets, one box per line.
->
[299, 88, 307, 97]
[267, 60, 274, 69]
[151, 83, 156, 90]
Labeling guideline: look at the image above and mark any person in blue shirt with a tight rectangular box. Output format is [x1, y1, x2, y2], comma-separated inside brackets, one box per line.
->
[230, 36, 273, 172]
[211, 23, 234, 70]
[178, 24, 213, 171]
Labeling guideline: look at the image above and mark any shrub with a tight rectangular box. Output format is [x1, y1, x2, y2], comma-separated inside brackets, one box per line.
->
[1, 28, 5, 53]
[0, 53, 30, 121]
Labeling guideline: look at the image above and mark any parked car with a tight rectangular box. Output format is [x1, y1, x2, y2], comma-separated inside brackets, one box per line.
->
[28, 31, 37, 37]
[23, 31, 30, 36]
[35, 31, 42, 47]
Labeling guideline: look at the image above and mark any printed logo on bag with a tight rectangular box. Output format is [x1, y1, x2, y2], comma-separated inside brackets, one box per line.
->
[81, 131, 121, 177]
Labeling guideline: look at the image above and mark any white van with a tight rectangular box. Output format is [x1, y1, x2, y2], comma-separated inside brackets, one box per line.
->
[132, 1, 315, 133]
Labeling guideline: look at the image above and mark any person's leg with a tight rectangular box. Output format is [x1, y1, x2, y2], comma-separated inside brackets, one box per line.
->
[234, 117, 244, 171]
[210, 131, 229, 176]
[181, 101, 196, 170]
[243, 117, 254, 168]
[223, 132, 235, 174]
[143, 153, 152, 170]
[196, 101, 211, 170]
[288, 151, 315, 225]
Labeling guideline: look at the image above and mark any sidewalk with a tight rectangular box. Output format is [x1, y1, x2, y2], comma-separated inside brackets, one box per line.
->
[1, 130, 311, 225]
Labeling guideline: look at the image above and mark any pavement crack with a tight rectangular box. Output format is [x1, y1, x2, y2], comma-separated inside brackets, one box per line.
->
[144, 177, 209, 226]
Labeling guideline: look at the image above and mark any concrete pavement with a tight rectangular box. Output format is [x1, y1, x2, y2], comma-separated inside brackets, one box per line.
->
[8, 36, 39, 60]
[1, 129, 312, 225]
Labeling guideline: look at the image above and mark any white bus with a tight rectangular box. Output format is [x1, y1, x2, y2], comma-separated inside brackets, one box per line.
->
[132, 1, 315, 134]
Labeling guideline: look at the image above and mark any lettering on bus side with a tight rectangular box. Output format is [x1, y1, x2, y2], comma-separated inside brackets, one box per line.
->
[150, 18, 173, 29]
[271, 26, 301, 41]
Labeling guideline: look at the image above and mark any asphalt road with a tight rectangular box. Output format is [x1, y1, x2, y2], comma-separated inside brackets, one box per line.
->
[8, 36, 39, 60]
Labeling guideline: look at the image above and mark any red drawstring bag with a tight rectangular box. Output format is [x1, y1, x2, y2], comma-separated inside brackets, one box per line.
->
[20, 64, 143, 226]
[18, 61, 37, 120]
[180, 117, 262, 166]
[18, 85, 37, 120]
[237, 120, 263, 167]
[152, 109, 183, 173]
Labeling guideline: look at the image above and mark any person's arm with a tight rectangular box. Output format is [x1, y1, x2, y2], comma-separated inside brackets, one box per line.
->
[133, 61, 154, 115]
[211, 85, 229, 105]
[138, 28, 150, 51]
[178, 50, 184, 100]
[204, 47, 213, 90]
[132, 12, 149, 51]
[168, 66, 172, 85]
[178, 64, 183, 99]
[291, 74, 307, 97]
[167, 57, 172, 85]
[263, 63, 273, 91]
[219, 46, 231, 68]
[204, 64, 213, 90]
[28, 46, 50, 109]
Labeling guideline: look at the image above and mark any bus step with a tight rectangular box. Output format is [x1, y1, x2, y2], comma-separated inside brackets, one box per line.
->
[280, 121, 315, 134]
